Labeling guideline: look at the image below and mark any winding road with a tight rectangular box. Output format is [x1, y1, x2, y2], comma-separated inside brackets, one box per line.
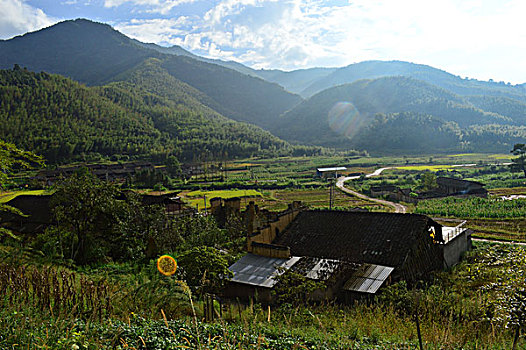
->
[335, 167, 408, 213]
[336, 165, 526, 246]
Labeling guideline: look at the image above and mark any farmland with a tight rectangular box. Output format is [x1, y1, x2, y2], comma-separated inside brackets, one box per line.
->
[3, 152, 526, 348]
[415, 197, 526, 219]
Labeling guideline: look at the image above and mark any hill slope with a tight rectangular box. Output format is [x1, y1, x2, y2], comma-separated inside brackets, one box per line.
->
[0, 67, 297, 163]
[274, 76, 526, 153]
[302, 60, 526, 101]
[0, 19, 302, 130]
[0, 19, 154, 85]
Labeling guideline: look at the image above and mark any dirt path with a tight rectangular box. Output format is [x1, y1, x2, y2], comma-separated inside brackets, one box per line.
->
[472, 238, 526, 246]
[335, 168, 408, 213]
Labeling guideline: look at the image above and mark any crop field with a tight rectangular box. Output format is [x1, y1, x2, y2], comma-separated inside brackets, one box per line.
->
[182, 189, 263, 210]
[394, 164, 458, 171]
[415, 196, 526, 219]
[180, 187, 384, 212]
[252, 188, 385, 212]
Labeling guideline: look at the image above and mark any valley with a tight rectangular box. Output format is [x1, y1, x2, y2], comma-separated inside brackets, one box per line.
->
[1, 17, 526, 349]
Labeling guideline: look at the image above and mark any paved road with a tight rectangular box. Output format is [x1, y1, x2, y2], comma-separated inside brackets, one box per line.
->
[335, 167, 408, 213]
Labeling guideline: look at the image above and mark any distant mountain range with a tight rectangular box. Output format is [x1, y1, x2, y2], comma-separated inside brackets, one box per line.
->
[1, 18, 525, 159]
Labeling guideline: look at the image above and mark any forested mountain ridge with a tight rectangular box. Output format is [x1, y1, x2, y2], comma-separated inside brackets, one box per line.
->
[0, 19, 155, 86]
[273, 76, 526, 153]
[0, 67, 307, 163]
[0, 18, 302, 130]
[300, 60, 526, 100]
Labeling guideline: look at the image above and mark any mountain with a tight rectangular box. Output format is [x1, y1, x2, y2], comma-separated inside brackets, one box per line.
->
[254, 67, 337, 96]
[135, 41, 259, 77]
[301, 60, 526, 100]
[0, 19, 155, 85]
[273, 76, 526, 153]
[0, 19, 302, 130]
[0, 67, 302, 163]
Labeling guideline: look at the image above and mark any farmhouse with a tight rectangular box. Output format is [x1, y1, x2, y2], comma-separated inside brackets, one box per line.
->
[224, 208, 471, 303]
[436, 177, 487, 197]
[0, 192, 193, 236]
[35, 162, 154, 184]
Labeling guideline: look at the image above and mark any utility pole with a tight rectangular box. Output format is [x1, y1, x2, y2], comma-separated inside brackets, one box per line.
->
[329, 178, 334, 210]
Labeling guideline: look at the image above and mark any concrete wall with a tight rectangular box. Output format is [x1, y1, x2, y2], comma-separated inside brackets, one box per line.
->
[247, 204, 302, 250]
[251, 242, 290, 259]
[442, 229, 472, 268]
[222, 282, 273, 303]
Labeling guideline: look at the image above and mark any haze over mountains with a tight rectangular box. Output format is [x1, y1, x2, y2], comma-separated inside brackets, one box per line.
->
[1, 18, 525, 162]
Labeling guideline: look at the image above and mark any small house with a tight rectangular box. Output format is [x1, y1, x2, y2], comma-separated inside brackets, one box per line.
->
[224, 210, 471, 303]
[436, 177, 487, 197]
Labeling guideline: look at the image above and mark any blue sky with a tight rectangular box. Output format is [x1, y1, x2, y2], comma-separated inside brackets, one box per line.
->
[2, 0, 526, 84]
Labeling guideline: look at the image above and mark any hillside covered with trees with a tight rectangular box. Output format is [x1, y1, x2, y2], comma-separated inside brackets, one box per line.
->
[0, 67, 317, 163]
[1, 19, 525, 158]
[274, 76, 526, 153]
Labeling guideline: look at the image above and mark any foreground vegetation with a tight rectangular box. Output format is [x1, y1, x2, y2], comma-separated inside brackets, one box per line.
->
[2, 242, 526, 349]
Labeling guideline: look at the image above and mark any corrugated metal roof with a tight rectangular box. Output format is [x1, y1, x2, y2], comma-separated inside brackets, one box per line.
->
[343, 264, 394, 294]
[317, 167, 347, 172]
[229, 253, 300, 288]
[305, 258, 342, 280]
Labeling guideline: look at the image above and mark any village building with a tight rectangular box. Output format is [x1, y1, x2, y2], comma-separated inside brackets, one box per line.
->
[316, 167, 347, 178]
[369, 177, 487, 204]
[223, 205, 471, 303]
[435, 177, 487, 197]
[35, 162, 155, 184]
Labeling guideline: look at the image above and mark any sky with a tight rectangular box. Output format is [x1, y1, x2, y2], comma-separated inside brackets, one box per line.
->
[2, 0, 526, 84]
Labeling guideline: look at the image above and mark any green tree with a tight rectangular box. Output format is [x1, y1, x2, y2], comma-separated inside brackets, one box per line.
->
[47, 171, 178, 264]
[177, 246, 233, 295]
[272, 269, 325, 305]
[510, 144, 526, 178]
[419, 172, 438, 191]
[50, 170, 120, 264]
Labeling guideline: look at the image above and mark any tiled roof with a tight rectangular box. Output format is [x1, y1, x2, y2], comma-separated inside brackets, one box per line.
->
[273, 210, 431, 268]
[436, 177, 485, 187]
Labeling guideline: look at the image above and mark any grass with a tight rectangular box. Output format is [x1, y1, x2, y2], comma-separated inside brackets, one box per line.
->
[183, 189, 263, 210]
[0, 189, 51, 203]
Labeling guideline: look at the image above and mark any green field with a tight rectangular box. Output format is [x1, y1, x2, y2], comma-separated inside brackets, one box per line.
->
[0, 190, 51, 203]
[183, 189, 263, 210]
[395, 164, 458, 171]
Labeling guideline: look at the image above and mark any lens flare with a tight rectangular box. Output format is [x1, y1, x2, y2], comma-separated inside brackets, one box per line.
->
[328, 102, 363, 139]
[157, 255, 178, 276]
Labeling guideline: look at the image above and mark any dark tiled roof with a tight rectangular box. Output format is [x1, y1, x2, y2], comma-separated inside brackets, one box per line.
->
[370, 185, 398, 192]
[273, 210, 432, 268]
[4, 195, 53, 224]
[436, 177, 485, 187]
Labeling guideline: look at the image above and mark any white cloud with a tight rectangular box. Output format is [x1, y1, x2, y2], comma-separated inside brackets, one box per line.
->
[104, 0, 197, 15]
[113, 0, 526, 82]
[115, 17, 190, 44]
[0, 0, 56, 39]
